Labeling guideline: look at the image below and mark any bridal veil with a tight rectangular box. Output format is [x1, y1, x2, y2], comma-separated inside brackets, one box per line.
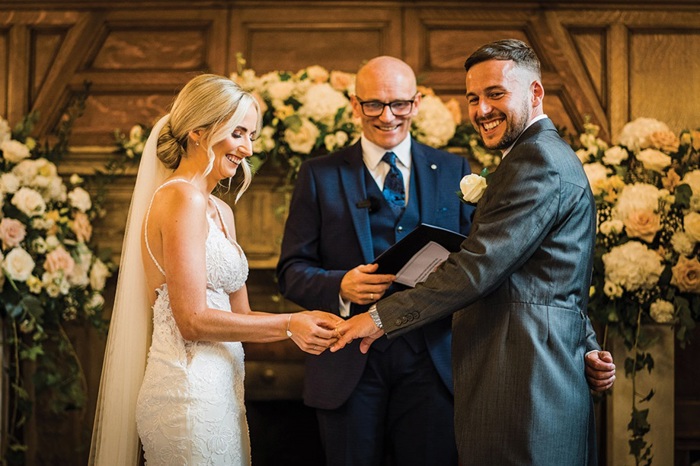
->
[89, 114, 172, 465]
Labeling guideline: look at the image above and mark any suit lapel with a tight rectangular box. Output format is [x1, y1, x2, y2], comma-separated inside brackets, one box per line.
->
[339, 143, 375, 263]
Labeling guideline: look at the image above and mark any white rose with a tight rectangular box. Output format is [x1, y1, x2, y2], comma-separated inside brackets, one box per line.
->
[3, 247, 35, 281]
[89, 258, 110, 291]
[600, 219, 624, 236]
[45, 235, 60, 250]
[650, 299, 675, 324]
[1, 139, 31, 163]
[11, 187, 46, 217]
[681, 170, 700, 195]
[684, 211, 700, 242]
[460, 174, 488, 203]
[602, 146, 629, 165]
[582, 162, 609, 195]
[284, 118, 320, 154]
[637, 148, 672, 173]
[86, 293, 105, 313]
[0, 173, 20, 194]
[602, 241, 664, 291]
[67, 187, 92, 212]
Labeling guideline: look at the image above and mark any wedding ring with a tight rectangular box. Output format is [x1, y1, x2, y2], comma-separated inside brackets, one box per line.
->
[370, 292, 374, 301]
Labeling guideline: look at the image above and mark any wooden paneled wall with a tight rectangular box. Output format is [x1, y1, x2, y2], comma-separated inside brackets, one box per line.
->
[1, 1, 699, 463]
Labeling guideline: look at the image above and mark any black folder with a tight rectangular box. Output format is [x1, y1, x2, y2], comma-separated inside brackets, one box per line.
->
[373, 223, 466, 276]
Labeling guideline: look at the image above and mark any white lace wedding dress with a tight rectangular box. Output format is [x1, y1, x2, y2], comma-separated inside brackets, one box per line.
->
[135, 180, 251, 465]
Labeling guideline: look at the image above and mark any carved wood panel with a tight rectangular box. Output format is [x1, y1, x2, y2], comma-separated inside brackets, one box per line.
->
[2, 3, 700, 463]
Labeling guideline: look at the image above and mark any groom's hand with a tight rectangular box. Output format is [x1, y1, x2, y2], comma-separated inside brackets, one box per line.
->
[331, 313, 384, 353]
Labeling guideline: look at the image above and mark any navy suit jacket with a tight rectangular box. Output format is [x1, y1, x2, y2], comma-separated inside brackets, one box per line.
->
[276, 139, 473, 409]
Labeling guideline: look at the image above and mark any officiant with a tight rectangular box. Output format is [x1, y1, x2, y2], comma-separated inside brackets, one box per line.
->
[276, 56, 473, 466]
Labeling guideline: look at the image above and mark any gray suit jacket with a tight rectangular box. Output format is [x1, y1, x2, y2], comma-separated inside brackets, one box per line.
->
[376, 119, 601, 465]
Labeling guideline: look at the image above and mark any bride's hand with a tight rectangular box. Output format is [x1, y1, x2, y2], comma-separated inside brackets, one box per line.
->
[288, 311, 344, 355]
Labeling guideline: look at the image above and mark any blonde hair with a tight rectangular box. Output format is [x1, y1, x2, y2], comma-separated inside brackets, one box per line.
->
[157, 74, 260, 201]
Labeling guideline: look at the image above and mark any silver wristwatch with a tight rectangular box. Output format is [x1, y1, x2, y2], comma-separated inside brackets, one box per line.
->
[368, 304, 383, 329]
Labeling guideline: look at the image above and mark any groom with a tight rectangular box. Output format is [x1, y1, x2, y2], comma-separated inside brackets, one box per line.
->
[332, 39, 616, 465]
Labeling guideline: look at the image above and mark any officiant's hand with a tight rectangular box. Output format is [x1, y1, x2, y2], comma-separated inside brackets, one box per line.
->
[340, 263, 395, 305]
[289, 311, 344, 355]
[584, 350, 616, 392]
[331, 313, 384, 353]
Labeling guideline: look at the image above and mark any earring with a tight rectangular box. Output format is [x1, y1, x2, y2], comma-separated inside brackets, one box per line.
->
[195, 141, 200, 147]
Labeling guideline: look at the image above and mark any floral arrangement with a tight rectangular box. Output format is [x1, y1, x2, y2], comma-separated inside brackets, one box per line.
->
[0, 111, 113, 462]
[230, 56, 487, 183]
[576, 117, 700, 465]
[114, 124, 149, 164]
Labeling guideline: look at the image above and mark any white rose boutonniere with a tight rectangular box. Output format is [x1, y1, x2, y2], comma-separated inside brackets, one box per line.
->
[459, 168, 489, 204]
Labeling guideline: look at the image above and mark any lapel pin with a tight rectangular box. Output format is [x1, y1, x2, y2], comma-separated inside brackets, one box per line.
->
[430, 164, 437, 170]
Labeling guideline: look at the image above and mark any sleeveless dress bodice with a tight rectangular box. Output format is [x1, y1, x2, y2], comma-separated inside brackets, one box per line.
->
[136, 181, 250, 465]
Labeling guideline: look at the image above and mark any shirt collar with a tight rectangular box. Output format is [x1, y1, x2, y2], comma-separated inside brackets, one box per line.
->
[361, 134, 413, 170]
[501, 114, 548, 158]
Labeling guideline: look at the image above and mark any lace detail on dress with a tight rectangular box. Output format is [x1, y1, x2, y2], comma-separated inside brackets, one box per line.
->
[136, 184, 251, 465]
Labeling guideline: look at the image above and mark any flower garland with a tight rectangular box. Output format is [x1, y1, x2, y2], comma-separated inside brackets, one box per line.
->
[577, 117, 700, 465]
[0, 106, 113, 462]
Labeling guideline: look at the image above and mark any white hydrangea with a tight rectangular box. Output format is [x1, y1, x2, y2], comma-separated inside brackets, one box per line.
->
[612, 183, 661, 221]
[266, 81, 295, 103]
[412, 94, 456, 148]
[616, 117, 671, 152]
[298, 83, 350, 127]
[602, 241, 664, 291]
[671, 231, 696, 257]
[650, 299, 675, 323]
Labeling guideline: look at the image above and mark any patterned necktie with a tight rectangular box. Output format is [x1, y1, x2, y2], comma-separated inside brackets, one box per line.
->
[382, 151, 405, 208]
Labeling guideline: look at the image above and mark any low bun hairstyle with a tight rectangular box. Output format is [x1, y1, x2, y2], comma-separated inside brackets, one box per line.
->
[157, 74, 261, 201]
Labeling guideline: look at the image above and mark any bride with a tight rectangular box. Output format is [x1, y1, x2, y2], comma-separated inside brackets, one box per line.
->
[89, 74, 341, 465]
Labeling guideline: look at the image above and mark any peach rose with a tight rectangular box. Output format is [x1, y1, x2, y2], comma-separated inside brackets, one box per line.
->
[662, 169, 681, 192]
[671, 255, 700, 293]
[329, 71, 354, 93]
[623, 210, 661, 243]
[0, 217, 27, 249]
[71, 211, 93, 243]
[647, 130, 680, 153]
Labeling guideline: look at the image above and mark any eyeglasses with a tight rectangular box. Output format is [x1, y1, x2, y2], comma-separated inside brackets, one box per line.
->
[355, 94, 418, 117]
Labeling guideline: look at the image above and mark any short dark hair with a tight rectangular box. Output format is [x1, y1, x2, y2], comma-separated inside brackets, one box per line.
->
[464, 39, 541, 79]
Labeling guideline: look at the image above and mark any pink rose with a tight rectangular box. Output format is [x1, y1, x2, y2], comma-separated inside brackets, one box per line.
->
[0, 218, 27, 249]
[44, 246, 75, 275]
